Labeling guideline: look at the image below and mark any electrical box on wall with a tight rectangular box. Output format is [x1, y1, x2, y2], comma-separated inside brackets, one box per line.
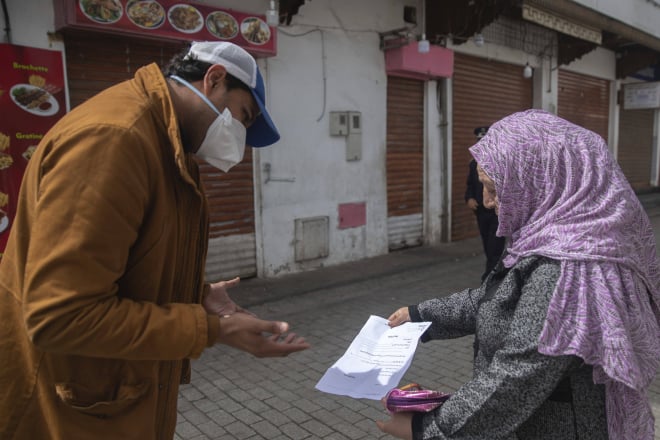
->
[349, 112, 361, 134]
[330, 111, 349, 136]
[294, 216, 329, 262]
[329, 111, 362, 161]
[347, 111, 362, 161]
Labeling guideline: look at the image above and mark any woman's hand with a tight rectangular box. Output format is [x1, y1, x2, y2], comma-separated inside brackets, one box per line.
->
[203, 277, 255, 317]
[376, 396, 414, 440]
[387, 307, 411, 327]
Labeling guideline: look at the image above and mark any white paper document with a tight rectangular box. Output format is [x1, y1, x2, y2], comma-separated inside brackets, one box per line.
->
[315, 315, 431, 400]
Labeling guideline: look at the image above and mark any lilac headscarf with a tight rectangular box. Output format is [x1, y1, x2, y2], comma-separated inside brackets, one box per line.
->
[470, 109, 660, 439]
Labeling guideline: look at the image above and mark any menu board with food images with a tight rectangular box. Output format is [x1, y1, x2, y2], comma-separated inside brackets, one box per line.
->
[54, 0, 276, 57]
[0, 44, 67, 256]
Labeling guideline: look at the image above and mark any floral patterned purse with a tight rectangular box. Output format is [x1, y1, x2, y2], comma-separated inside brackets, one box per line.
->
[385, 383, 451, 413]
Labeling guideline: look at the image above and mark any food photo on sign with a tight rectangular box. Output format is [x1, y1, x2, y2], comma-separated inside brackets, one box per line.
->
[10, 75, 61, 117]
[206, 10, 238, 39]
[0, 133, 10, 236]
[126, 0, 166, 29]
[79, 0, 124, 24]
[241, 16, 271, 45]
[168, 3, 204, 33]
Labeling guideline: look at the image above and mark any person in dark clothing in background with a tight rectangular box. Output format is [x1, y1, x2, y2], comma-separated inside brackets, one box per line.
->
[465, 126, 505, 281]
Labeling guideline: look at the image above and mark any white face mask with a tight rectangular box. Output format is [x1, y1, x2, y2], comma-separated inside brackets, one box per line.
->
[171, 75, 247, 172]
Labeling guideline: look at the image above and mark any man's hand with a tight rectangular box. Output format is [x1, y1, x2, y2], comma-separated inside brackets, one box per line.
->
[466, 198, 479, 211]
[387, 307, 411, 327]
[376, 398, 414, 440]
[215, 313, 310, 357]
[203, 277, 253, 317]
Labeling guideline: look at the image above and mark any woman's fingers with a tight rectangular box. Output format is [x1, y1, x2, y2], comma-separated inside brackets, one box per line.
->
[387, 307, 411, 327]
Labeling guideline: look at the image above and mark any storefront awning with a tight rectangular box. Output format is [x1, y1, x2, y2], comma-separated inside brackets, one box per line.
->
[424, 0, 660, 79]
[523, 0, 660, 78]
[384, 42, 454, 80]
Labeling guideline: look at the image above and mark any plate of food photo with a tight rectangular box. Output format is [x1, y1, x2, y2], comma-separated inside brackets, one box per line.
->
[240, 17, 271, 45]
[0, 209, 8, 234]
[22, 146, 37, 161]
[168, 4, 203, 34]
[206, 11, 239, 40]
[127, 0, 165, 29]
[10, 84, 59, 117]
[79, 0, 123, 24]
[0, 153, 12, 171]
[0, 191, 8, 233]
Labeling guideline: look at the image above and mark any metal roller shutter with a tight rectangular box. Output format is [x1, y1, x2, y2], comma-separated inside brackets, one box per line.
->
[557, 69, 609, 142]
[451, 53, 533, 242]
[63, 31, 257, 279]
[618, 108, 655, 191]
[386, 76, 424, 250]
[63, 30, 187, 107]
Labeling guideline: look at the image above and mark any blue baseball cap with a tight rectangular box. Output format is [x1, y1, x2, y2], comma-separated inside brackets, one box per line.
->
[186, 41, 280, 147]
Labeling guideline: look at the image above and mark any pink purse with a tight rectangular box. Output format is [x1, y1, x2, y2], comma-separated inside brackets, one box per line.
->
[385, 383, 451, 413]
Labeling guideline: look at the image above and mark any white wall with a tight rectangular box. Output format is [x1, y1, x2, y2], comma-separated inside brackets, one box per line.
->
[254, 0, 417, 277]
[561, 46, 616, 80]
[572, 0, 660, 40]
[3, 0, 62, 50]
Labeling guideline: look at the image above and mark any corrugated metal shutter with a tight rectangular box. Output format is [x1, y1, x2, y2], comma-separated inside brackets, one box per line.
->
[199, 152, 257, 281]
[63, 30, 187, 107]
[557, 69, 609, 142]
[451, 53, 533, 241]
[63, 31, 257, 280]
[386, 76, 424, 250]
[618, 108, 654, 191]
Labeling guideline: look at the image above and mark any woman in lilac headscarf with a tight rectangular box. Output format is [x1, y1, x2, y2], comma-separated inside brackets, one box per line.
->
[378, 109, 660, 440]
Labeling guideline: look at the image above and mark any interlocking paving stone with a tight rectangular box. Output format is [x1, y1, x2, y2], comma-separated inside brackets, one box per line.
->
[176, 421, 202, 438]
[249, 420, 282, 438]
[205, 408, 237, 426]
[279, 422, 312, 439]
[224, 420, 257, 439]
[181, 408, 211, 426]
[196, 421, 226, 438]
[300, 419, 334, 437]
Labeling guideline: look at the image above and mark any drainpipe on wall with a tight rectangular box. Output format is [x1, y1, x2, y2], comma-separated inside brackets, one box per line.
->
[437, 78, 452, 243]
[652, 109, 660, 187]
[1, 0, 11, 44]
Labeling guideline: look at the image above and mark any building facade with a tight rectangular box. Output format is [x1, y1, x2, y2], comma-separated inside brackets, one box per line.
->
[2, 0, 660, 280]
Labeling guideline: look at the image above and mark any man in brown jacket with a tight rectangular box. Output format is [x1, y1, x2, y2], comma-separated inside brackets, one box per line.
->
[0, 41, 309, 439]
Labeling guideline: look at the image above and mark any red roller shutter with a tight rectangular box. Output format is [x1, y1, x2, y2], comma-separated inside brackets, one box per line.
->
[198, 151, 255, 238]
[558, 69, 610, 142]
[451, 53, 533, 241]
[63, 30, 187, 107]
[386, 76, 424, 250]
[618, 108, 655, 191]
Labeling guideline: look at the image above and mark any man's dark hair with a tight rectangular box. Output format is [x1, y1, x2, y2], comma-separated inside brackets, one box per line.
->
[162, 47, 251, 93]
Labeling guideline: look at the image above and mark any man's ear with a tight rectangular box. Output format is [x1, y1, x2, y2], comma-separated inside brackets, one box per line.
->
[203, 65, 228, 95]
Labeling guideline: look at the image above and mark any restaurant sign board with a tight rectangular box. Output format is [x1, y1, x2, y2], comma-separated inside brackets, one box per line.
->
[0, 44, 67, 256]
[54, 0, 277, 57]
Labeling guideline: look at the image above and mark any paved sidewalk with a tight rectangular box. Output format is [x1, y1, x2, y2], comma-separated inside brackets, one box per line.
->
[176, 193, 660, 440]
